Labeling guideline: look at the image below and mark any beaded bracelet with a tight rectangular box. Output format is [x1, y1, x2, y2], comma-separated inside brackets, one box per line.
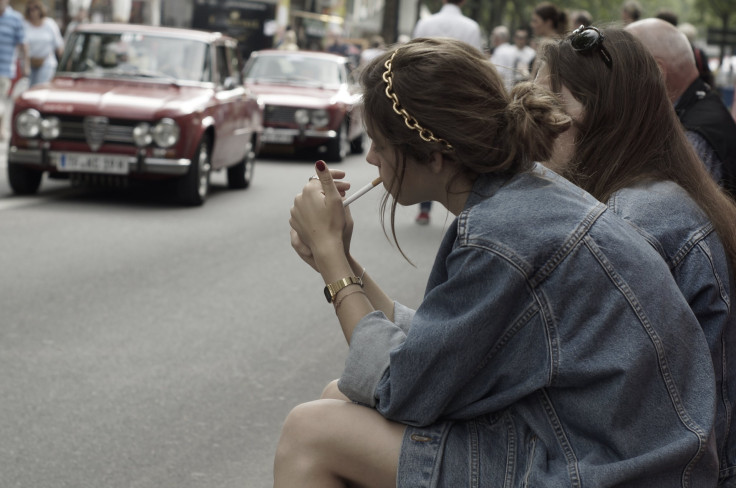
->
[333, 288, 366, 312]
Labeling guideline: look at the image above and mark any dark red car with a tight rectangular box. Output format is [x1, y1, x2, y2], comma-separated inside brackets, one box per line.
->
[7, 23, 262, 205]
[244, 50, 364, 162]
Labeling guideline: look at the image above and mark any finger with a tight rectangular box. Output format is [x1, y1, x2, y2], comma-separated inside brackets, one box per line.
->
[314, 160, 341, 201]
[329, 169, 346, 180]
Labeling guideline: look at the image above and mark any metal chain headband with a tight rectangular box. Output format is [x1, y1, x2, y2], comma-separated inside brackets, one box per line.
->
[382, 50, 454, 150]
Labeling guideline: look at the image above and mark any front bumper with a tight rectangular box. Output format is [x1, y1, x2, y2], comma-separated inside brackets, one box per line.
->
[261, 127, 338, 146]
[8, 147, 191, 176]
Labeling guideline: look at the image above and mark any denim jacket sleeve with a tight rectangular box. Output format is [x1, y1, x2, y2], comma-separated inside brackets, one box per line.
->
[339, 243, 550, 426]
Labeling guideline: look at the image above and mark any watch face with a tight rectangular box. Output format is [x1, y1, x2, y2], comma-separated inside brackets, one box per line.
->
[324, 286, 334, 303]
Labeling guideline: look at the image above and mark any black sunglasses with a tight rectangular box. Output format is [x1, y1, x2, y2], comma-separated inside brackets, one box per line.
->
[569, 25, 613, 69]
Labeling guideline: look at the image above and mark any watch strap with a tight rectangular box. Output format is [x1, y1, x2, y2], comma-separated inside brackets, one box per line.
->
[324, 275, 363, 303]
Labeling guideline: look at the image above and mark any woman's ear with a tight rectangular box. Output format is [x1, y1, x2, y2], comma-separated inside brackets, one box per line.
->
[428, 151, 445, 174]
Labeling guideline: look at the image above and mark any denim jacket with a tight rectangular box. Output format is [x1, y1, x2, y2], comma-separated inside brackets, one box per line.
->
[609, 180, 736, 486]
[338, 164, 718, 487]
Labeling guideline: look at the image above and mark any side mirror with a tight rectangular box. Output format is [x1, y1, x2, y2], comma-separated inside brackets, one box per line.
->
[223, 76, 239, 90]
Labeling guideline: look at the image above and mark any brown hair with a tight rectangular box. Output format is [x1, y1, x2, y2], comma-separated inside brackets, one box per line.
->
[534, 2, 569, 36]
[538, 27, 736, 269]
[25, 0, 47, 19]
[360, 37, 570, 255]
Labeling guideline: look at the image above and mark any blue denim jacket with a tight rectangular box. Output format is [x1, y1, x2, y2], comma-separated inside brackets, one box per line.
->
[609, 180, 736, 486]
[339, 164, 719, 487]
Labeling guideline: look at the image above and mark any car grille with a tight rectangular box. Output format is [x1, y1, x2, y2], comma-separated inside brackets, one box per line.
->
[56, 115, 137, 146]
[264, 106, 296, 125]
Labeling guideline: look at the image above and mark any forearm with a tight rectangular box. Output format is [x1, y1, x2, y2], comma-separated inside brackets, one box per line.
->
[314, 245, 374, 343]
[347, 254, 394, 322]
[18, 44, 29, 75]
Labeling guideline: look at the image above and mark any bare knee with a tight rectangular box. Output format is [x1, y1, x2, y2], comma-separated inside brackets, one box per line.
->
[321, 379, 350, 401]
[274, 400, 340, 481]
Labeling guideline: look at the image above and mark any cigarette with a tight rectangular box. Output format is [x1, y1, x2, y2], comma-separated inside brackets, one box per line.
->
[343, 176, 382, 207]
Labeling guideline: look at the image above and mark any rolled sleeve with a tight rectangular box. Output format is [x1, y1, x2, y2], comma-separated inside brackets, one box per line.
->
[393, 302, 415, 333]
[338, 310, 408, 407]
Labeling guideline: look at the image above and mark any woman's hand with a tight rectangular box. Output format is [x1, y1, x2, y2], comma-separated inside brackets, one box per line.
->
[289, 161, 354, 268]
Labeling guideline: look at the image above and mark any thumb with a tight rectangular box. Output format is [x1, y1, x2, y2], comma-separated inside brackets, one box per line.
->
[315, 160, 340, 200]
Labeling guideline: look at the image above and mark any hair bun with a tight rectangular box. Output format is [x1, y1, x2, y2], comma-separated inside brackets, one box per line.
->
[506, 82, 572, 164]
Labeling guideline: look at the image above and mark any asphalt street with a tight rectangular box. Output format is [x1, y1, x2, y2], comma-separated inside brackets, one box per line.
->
[0, 147, 447, 487]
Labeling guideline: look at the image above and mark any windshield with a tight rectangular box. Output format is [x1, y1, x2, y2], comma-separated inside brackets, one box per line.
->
[244, 54, 343, 87]
[59, 32, 211, 83]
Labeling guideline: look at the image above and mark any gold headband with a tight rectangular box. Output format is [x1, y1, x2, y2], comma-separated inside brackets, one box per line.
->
[381, 50, 453, 150]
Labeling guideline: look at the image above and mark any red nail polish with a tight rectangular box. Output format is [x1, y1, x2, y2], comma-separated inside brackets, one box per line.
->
[316, 160, 326, 172]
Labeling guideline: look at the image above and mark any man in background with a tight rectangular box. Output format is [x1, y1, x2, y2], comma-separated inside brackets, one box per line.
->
[491, 27, 535, 90]
[0, 0, 27, 139]
[627, 18, 736, 197]
[412, 0, 483, 224]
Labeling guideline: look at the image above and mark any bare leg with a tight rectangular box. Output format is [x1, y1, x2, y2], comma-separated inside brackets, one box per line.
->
[321, 379, 351, 401]
[273, 399, 406, 488]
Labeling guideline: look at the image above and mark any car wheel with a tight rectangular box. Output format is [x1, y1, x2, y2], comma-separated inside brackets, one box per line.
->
[350, 132, 365, 154]
[227, 138, 255, 189]
[177, 136, 211, 206]
[8, 164, 43, 195]
[325, 121, 349, 162]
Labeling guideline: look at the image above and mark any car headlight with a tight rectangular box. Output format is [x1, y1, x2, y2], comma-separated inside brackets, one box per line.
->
[40, 116, 60, 140]
[15, 109, 42, 138]
[310, 109, 329, 128]
[152, 118, 180, 148]
[294, 109, 309, 125]
[133, 122, 153, 147]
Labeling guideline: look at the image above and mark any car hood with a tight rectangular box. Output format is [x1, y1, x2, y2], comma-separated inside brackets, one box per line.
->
[246, 82, 346, 108]
[18, 77, 212, 118]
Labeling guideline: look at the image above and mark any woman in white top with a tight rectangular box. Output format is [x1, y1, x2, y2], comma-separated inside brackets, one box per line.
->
[24, 0, 63, 86]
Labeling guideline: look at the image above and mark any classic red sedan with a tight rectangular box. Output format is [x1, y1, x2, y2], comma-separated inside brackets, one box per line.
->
[244, 50, 364, 162]
[7, 23, 262, 205]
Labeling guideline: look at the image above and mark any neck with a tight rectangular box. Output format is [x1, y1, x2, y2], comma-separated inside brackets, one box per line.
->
[440, 172, 476, 216]
[670, 72, 699, 102]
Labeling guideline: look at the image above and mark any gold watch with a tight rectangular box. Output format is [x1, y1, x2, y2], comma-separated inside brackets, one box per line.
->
[324, 276, 363, 303]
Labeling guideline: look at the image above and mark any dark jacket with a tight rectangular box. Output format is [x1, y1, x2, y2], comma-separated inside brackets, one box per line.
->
[676, 77, 736, 197]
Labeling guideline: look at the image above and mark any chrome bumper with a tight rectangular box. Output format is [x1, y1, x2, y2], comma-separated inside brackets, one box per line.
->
[261, 127, 338, 144]
[8, 147, 192, 176]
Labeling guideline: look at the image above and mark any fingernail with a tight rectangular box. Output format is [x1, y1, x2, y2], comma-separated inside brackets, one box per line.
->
[316, 160, 326, 172]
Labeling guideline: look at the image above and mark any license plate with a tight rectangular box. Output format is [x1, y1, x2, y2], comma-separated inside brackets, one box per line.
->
[262, 131, 294, 144]
[53, 153, 130, 174]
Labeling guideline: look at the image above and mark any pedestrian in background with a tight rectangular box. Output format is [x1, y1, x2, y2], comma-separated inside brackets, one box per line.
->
[277, 29, 298, 51]
[536, 25, 736, 485]
[279, 36, 719, 487]
[530, 1, 568, 41]
[411, 0, 483, 225]
[359, 35, 385, 67]
[679, 22, 715, 87]
[0, 0, 27, 139]
[491, 27, 536, 90]
[620, 0, 642, 24]
[63, 7, 87, 43]
[23, 0, 63, 87]
[626, 18, 736, 196]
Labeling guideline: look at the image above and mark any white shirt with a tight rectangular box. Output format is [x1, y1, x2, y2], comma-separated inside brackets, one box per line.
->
[491, 43, 536, 90]
[24, 17, 63, 67]
[412, 4, 484, 52]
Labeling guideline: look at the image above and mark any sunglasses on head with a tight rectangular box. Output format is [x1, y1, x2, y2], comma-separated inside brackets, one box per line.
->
[569, 25, 613, 69]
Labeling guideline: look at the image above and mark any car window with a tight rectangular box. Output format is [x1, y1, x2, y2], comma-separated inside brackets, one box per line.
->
[227, 45, 242, 85]
[244, 55, 342, 87]
[215, 45, 230, 87]
[57, 32, 210, 83]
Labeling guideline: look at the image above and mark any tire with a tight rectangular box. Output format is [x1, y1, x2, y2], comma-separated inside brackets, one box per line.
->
[177, 136, 211, 206]
[325, 121, 349, 162]
[350, 132, 365, 154]
[8, 164, 43, 195]
[227, 139, 255, 189]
